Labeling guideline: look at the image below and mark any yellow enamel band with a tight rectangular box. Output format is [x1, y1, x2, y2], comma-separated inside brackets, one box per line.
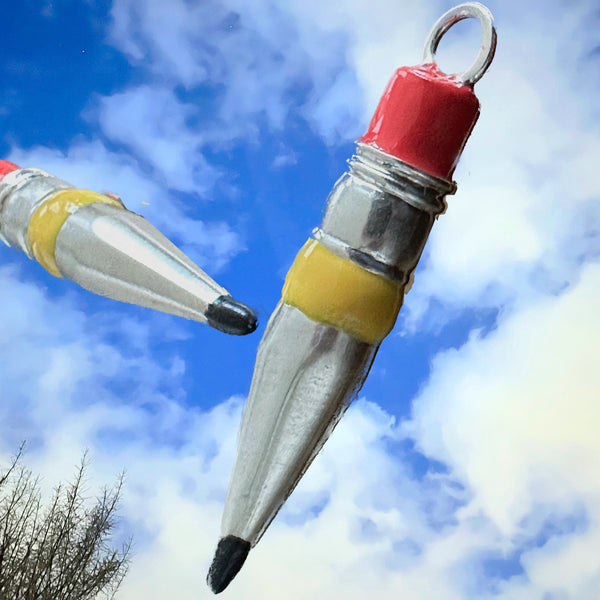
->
[282, 239, 403, 344]
[27, 189, 123, 277]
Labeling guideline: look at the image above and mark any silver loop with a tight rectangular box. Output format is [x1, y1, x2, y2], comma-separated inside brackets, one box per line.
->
[422, 2, 497, 86]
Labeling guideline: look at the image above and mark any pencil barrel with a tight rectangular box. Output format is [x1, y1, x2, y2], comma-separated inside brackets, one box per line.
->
[222, 302, 377, 544]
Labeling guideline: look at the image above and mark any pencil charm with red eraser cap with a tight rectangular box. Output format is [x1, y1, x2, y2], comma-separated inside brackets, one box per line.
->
[208, 3, 497, 592]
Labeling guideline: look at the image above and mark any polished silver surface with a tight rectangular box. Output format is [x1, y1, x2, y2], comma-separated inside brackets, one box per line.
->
[55, 202, 228, 323]
[350, 143, 455, 213]
[0, 168, 72, 254]
[222, 302, 377, 545]
[221, 144, 457, 545]
[319, 144, 453, 285]
[422, 2, 497, 86]
[0, 168, 255, 330]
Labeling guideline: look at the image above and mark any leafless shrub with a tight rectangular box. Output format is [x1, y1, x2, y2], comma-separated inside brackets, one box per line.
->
[0, 446, 131, 600]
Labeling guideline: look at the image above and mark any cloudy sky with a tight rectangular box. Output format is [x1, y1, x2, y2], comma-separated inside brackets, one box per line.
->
[1, 0, 599, 598]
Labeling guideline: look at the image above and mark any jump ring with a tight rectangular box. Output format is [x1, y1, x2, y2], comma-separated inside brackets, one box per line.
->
[422, 2, 497, 86]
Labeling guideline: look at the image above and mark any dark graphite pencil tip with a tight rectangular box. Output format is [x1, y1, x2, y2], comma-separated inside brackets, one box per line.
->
[206, 295, 258, 336]
[207, 536, 251, 594]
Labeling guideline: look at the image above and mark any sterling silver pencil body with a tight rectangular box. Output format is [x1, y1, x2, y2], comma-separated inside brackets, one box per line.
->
[222, 302, 377, 543]
[208, 144, 454, 593]
[0, 165, 256, 335]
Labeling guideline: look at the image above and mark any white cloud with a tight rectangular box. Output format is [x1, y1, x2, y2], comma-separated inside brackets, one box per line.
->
[283, 0, 436, 118]
[89, 86, 218, 194]
[403, 260, 600, 598]
[107, 0, 364, 146]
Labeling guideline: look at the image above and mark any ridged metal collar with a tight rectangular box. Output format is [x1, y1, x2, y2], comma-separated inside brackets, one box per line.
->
[0, 168, 72, 252]
[349, 143, 456, 216]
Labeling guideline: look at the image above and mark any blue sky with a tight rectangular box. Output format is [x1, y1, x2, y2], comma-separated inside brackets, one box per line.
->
[1, 0, 599, 598]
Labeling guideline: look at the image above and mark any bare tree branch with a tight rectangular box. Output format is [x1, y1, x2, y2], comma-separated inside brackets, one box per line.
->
[0, 448, 131, 600]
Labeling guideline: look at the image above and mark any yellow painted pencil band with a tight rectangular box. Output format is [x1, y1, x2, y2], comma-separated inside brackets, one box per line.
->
[27, 189, 123, 277]
[281, 239, 403, 344]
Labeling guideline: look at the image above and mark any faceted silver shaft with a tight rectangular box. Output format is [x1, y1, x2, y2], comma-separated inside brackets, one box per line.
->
[55, 202, 256, 333]
[222, 302, 377, 543]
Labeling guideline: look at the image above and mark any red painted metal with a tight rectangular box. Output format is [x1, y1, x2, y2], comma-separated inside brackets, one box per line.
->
[360, 63, 480, 180]
[0, 160, 19, 181]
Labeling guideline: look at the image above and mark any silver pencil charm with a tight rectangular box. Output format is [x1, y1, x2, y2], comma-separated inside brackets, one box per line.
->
[208, 3, 497, 592]
[0, 161, 257, 335]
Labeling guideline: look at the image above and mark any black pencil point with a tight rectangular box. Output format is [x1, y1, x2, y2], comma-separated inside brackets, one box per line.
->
[207, 536, 251, 594]
[206, 295, 258, 336]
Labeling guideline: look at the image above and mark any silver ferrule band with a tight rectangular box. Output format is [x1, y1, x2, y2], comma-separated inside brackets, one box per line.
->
[318, 144, 455, 286]
[313, 228, 405, 282]
[0, 168, 73, 255]
[350, 143, 455, 215]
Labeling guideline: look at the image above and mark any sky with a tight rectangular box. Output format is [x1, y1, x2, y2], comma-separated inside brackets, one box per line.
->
[0, 0, 599, 598]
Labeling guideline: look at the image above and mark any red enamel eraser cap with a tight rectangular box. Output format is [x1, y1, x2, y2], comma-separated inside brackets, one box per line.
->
[0, 160, 19, 181]
[359, 63, 480, 180]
